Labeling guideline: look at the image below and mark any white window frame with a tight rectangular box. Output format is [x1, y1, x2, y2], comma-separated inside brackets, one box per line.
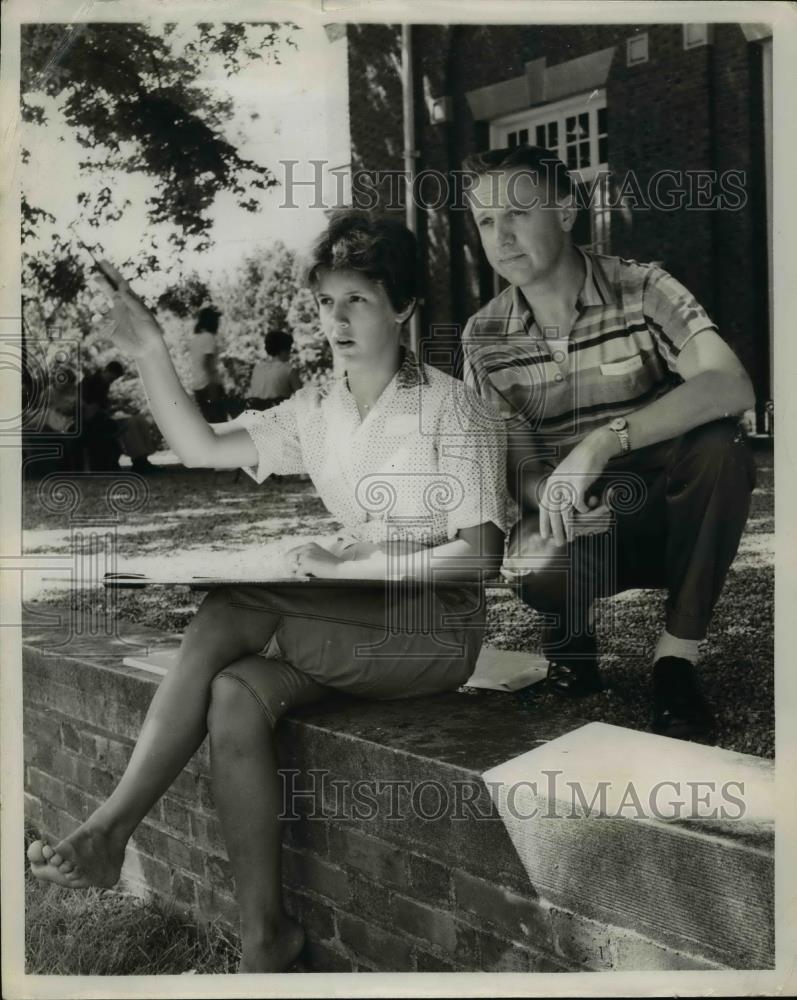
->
[489, 90, 608, 183]
[489, 92, 611, 253]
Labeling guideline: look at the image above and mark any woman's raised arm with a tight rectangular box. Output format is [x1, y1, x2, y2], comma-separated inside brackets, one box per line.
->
[96, 262, 257, 470]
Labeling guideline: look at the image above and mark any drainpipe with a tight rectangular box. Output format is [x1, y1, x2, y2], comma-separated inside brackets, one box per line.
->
[401, 24, 420, 356]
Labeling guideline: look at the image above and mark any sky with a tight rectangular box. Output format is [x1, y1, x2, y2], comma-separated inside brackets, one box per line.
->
[22, 15, 351, 295]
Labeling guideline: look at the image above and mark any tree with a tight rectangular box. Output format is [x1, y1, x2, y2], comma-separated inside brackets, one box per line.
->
[21, 20, 299, 303]
[20, 19, 299, 407]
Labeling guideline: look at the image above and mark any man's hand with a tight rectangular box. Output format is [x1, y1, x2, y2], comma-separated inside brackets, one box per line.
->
[285, 542, 344, 578]
[539, 429, 618, 545]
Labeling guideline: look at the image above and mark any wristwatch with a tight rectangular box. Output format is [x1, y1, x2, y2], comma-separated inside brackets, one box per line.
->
[607, 416, 631, 454]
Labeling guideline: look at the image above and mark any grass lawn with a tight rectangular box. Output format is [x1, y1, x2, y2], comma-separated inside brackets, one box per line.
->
[23, 449, 774, 758]
[20, 450, 774, 974]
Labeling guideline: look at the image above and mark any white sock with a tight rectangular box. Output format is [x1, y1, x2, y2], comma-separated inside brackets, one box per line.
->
[654, 630, 701, 665]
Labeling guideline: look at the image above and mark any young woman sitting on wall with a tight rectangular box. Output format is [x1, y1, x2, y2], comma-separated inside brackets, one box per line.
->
[27, 211, 508, 973]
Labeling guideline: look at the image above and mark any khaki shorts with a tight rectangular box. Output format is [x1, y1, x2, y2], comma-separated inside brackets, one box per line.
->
[217, 582, 486, 726]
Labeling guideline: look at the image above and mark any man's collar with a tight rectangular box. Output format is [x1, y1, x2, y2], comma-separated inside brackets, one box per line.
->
[511, 246, 611, 328]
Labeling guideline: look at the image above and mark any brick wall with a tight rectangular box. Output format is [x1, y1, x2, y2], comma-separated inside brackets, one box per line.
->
[23, 622, 756, 972]
[345, 22, 768, 403]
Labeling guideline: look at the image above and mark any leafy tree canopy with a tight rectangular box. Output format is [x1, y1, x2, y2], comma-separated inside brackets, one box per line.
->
[21, 20, 299, 310]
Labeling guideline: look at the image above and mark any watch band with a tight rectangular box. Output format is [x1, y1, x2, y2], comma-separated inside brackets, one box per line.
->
[608, 419, 631, 454]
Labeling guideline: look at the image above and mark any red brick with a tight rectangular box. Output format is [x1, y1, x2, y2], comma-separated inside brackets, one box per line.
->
[188, 809, 225, 853]
[283, 847, 350, 904]
[204, 852, 235, 894]
[161, 797, 191, 836]
[60, 720, 82, 752]
[391, 894, 457, 953]
[337, 912, 412, 970]
[283, 815, 328, 856]
[453, 870, 553, 950]
[285, 889, 336, 942]
[24, 792, 43, 830]
[328, 825, 407, 888]
[348, 872, 391, 925]
[301, 938, 355, 972]
[407, 852, 451, 905]
[130, 823, 196, 875]
[28, 767, 69, 812]
[130, 849, 172, 896]
[171, 870, 199, 908]
[415, 949, 458, 972]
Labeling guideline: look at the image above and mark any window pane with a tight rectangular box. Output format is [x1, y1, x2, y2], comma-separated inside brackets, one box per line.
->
[579, 141, 590, 167]
[536, 125, 545, 146]
[566, 116, 576, 141]
[519, 128, 529, 144]
[598, 107, 608, 135]
[567, 144, 578, 169]
[548, 122, 558, 148]
[579, 112, 589, 137]
[508, 131, 517, 148]
[599, 135, 608, 164]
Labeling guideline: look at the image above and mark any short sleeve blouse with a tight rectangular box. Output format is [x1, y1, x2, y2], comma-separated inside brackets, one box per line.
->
[227, 351, 508, 547]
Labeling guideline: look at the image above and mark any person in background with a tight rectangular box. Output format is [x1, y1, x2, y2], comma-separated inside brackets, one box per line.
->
[247, 330, 302, 410]
[190, 304, 229, 423]
[78, 361, 160, 473]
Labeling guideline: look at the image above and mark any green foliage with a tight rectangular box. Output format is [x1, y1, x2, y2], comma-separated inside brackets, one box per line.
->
[20, 20, 299, 319]
[156, 273, 211, 318]
[21, 21, 297, 254]
[208, 242, 331, 394]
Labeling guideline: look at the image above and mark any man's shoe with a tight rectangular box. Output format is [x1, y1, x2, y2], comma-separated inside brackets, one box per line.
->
[652, 656, 715, 740]
[546, 659, 604, 698]
[131, 457, 163, 474]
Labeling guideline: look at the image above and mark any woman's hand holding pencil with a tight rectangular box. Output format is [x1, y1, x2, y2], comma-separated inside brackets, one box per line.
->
[92, 261, 166, 360]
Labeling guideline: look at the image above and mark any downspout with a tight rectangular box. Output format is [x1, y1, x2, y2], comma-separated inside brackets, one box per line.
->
[401, 24, 420, 355]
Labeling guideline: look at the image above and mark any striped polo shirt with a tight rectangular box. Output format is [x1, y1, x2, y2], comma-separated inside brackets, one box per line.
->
[461, 248, 717, 460]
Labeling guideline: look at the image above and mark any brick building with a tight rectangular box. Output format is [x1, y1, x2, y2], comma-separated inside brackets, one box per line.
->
[335, 22, 773, 429]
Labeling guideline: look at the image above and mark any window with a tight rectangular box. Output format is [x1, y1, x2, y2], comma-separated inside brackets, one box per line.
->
[490, 91, 611, 252]
[683, 24, 711, 50]
[627, 34, 649, 66]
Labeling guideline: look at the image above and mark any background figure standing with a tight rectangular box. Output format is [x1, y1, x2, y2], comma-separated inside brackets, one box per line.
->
[78, 361, 159, 473]
[247, 330, 302, 410]
[190, 304, 229, 423]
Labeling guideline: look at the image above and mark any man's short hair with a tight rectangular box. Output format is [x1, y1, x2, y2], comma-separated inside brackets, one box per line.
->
[104, 361, 125, 378]
[304, 210, 418, 314]
[265, 330, 293, 357]
[462, 144, 574, 201]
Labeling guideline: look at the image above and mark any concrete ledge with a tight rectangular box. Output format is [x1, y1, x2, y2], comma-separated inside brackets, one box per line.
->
[484, 723, 774, 970]
[22, 619, 773, 972]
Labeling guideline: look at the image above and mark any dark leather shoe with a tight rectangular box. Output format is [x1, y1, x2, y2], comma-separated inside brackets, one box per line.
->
[652, 656, 715, 740]
[546, 659, 604, 698]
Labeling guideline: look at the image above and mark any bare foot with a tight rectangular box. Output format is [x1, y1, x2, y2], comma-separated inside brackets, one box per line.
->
[27, 823, 126, 890]
[239, 914, 305, 973]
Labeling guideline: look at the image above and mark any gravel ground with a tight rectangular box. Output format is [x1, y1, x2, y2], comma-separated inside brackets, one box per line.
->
[23, 449, 774, 758]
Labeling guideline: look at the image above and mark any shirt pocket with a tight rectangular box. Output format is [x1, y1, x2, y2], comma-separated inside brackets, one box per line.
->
[599, 355, 644, 377]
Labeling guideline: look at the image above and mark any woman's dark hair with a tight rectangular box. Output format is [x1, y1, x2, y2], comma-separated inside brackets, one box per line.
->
[304, 210, 418, 313]
[462, 144, 574, 201]
[104, 360, 125, 378]
[194, 306, 221, 334]
[265, 330, 294, 356]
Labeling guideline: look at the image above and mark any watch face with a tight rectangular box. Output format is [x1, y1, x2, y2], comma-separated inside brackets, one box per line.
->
[611, 418, 627, 431]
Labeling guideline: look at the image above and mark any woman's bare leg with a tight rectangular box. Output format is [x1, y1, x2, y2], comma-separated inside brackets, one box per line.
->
[27, 588, 282, 889]
[206, 660, 313, 972]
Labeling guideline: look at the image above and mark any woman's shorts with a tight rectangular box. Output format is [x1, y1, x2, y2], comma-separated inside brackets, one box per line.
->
[215, 582, 486, 726]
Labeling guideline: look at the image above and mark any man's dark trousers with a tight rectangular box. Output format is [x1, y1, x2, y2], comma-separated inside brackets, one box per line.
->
[517, 419, 757, 662]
